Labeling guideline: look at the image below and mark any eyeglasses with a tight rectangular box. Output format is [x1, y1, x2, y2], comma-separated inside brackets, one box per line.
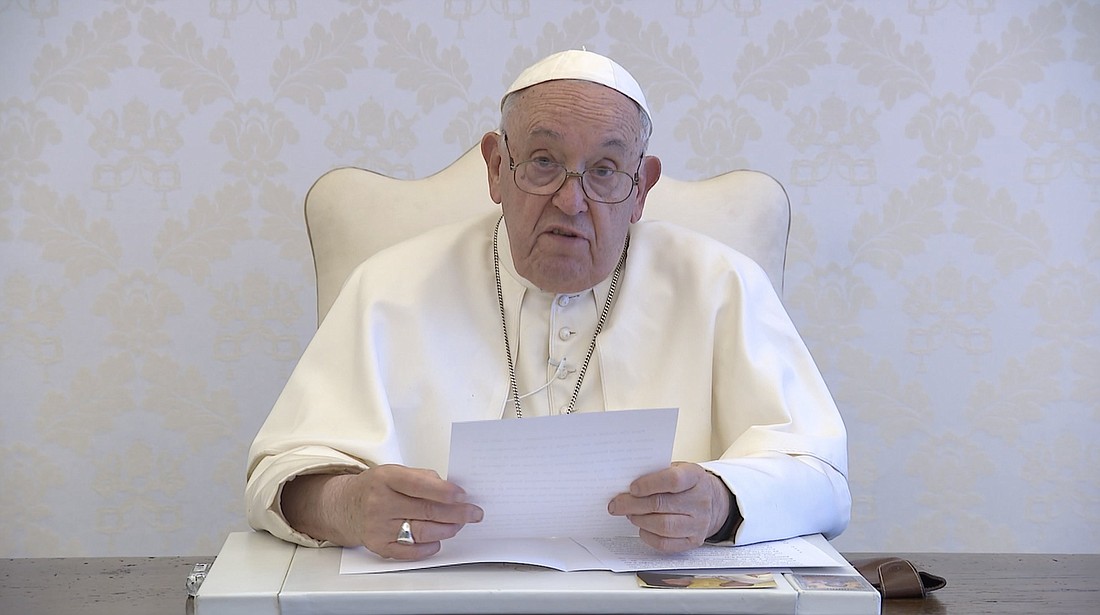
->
[503, 133, 641, 204]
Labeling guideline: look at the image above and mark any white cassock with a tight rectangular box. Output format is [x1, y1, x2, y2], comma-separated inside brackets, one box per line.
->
[247, 213, 850, 547]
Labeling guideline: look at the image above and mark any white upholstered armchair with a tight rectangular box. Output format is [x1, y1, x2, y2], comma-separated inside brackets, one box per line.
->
[304, 146, 790, 324]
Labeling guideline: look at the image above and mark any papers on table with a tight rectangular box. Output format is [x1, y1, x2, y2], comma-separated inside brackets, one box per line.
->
[338, 408, 841, 576]
[577, 535, 841, 572]
[340, 534, 842, 574]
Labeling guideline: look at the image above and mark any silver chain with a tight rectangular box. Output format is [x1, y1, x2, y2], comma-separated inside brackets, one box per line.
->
[493, 215, 629, 418]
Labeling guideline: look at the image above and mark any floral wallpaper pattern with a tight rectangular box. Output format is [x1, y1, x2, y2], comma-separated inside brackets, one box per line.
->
[0, 0, 1097, 557]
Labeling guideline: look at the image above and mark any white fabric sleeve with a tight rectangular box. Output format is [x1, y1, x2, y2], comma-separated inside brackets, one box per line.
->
[245, 445, 368, 547]
[700, 453, 851, 545]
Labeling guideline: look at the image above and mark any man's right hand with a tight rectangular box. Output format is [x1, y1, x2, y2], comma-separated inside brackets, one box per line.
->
[281, 464, 483, 560]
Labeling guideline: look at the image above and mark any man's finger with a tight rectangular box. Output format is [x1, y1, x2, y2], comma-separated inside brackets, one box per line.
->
[608, 491, 678, 516]
[370, 466, 483, 525]
[629, 464, 698, 497]
[637, 529, 700, 553]
[401, 493, 484, 524]
[380, 539, 443, 561]
[626, 509, 689, 538]
[398, 519, 469, 545]
[379, 465, 470, 503]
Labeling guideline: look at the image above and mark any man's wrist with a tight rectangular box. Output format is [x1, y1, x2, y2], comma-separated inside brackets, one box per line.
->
[283, 472, 355, 544]
[705, 487, 741, 543]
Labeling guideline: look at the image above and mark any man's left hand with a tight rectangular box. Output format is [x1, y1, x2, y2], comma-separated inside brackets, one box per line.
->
[607, 462, 732, 553]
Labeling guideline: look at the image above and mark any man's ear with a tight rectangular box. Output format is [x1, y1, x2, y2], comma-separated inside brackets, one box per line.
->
[630, 155, 662, 224]
[480, 132, 504, 204]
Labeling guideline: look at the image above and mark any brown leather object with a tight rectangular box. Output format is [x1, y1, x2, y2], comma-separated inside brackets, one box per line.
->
[850, 557, 947, 599]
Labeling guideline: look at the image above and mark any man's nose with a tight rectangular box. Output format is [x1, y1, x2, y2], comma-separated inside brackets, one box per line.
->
[552, 172, 588, 215]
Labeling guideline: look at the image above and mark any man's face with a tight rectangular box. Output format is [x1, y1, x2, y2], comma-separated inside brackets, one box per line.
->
[481, 80, 661, 294]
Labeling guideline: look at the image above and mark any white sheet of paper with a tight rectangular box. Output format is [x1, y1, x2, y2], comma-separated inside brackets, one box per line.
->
[445, 407, 678, 540]
[339, 535, 840, 574]
[574, 535, 842, 572]
[340, 537, 605, 574]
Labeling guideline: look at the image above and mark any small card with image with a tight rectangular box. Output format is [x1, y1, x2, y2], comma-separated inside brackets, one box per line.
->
[637, 571, 777, 589]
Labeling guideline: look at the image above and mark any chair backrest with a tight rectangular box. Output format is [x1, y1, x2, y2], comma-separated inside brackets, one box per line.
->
[305, 146, 790, 324]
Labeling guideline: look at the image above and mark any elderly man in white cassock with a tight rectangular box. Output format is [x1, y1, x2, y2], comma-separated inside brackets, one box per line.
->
[246, 50, 850, 561]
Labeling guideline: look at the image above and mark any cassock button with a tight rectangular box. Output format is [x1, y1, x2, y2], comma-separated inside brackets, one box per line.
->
[558, 327, 575, 341]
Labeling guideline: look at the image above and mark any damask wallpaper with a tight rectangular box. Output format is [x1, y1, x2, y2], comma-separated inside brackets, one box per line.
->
[0, 0, 1096, 557]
